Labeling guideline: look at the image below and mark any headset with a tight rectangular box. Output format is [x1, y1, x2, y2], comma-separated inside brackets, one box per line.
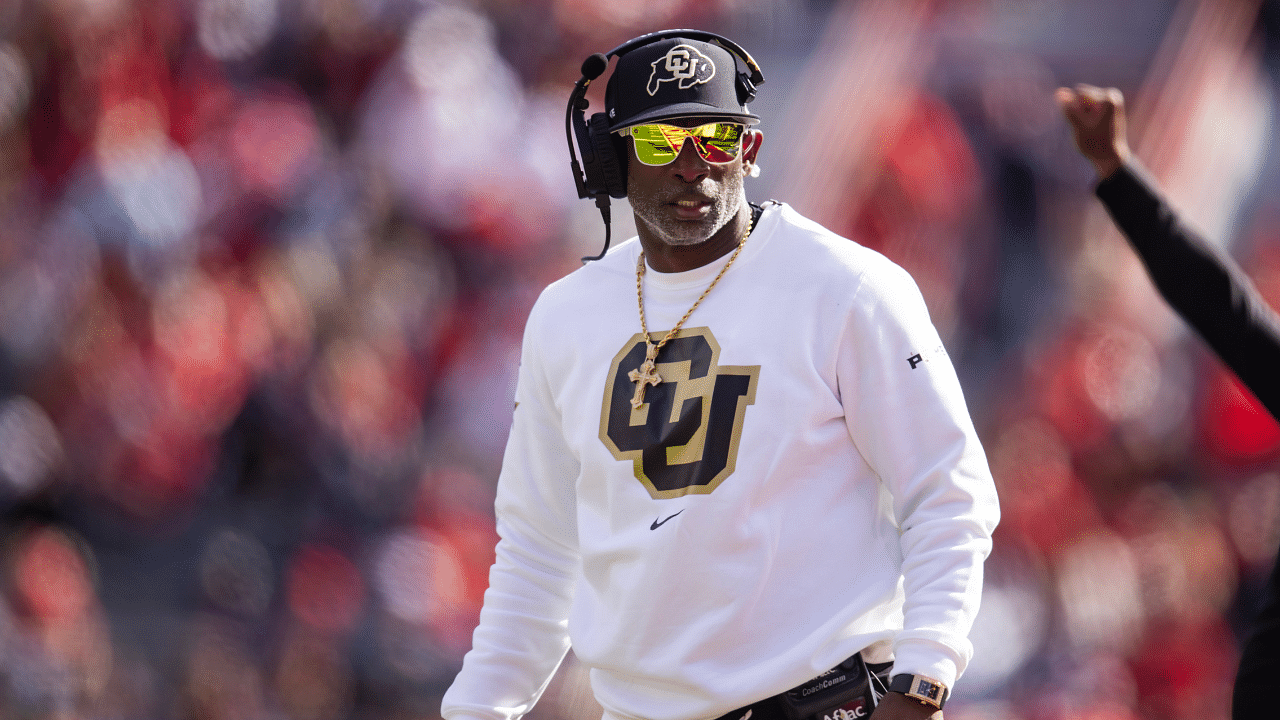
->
[565, 29, 765, 261]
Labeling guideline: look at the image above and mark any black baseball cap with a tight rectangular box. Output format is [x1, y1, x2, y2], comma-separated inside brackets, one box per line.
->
[604, 36, 760, 132]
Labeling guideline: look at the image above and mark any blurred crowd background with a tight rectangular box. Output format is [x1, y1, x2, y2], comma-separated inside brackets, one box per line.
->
[2, 0, 1280, 718]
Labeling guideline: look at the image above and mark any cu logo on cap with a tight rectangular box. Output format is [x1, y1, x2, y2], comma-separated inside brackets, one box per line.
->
[646, 45, 716, 96]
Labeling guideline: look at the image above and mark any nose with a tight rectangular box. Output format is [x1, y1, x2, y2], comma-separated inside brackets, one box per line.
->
[670, 137, 709, 183]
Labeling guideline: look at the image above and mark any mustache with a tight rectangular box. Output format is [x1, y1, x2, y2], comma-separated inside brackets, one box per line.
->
[658, 189, 718, 204]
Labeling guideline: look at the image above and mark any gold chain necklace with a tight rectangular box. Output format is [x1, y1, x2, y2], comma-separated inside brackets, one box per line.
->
[628, 223, 751, 409]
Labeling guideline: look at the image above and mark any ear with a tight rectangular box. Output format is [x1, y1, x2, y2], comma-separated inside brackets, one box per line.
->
[742, 128, 764, 174]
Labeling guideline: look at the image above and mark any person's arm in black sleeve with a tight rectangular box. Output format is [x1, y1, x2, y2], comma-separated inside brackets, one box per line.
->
[1057, 84, 1280, 419]
[1094, 163, 1280, 419]
[1058, 83, 1280, 720]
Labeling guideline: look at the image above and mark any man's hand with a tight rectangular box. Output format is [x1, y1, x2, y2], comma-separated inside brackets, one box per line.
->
[1056, 84, 1130, 180]
[869, 692, 942, 720]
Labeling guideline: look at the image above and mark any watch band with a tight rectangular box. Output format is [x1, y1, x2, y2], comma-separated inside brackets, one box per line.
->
[888, 674, 949, 709]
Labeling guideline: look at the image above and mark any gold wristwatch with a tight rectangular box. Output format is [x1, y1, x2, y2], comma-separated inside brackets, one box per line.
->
[887, 674, 949, 709]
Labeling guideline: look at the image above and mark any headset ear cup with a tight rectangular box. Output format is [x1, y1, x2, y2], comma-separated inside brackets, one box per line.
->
[588, 113, 628, 199]
[609, 132, 630, 197]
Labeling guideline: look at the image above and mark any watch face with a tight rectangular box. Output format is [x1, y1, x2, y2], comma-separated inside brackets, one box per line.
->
[890, 674, 947, 708]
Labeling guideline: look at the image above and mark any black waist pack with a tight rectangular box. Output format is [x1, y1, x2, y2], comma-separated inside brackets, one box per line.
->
[776, 654, 890, 720]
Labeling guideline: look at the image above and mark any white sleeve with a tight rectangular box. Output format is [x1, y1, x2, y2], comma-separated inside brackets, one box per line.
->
[839, 260, 1000, 688]
[441, 307, 582, 720]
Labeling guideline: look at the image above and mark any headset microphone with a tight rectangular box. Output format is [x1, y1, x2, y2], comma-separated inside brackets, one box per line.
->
[566, 53, 615, 262]
[567, 54, 609, 201]
[581, 53, 608, 81]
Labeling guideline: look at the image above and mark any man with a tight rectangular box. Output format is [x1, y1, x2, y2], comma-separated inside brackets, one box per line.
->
[1058, 84, 1280, 720]
[441, 31, 999, 720]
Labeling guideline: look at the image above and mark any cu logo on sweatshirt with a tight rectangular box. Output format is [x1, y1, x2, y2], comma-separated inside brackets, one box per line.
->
[600, 328, 759, 499]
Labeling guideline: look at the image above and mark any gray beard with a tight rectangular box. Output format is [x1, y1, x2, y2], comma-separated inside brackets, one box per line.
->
[628, 171, 747, 247]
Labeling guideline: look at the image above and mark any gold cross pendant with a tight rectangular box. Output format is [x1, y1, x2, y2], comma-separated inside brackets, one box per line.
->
[628, 344, 662, 408]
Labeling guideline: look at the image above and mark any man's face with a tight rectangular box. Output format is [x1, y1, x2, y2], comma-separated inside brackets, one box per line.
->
[625, 119, 761, 247]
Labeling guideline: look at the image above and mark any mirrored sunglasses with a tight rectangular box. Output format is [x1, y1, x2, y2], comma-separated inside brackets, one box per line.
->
[625, 122, 745, 166]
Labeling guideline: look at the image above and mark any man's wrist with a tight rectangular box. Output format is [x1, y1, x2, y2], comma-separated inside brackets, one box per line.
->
[1092, 155, 1123, 181]
[887, 674, 948, 710]
[874, 691, 943, 719]
[1091, 144, 1130, 181]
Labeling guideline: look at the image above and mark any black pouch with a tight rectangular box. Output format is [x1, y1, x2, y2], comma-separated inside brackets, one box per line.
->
[775, 654, 889, 720]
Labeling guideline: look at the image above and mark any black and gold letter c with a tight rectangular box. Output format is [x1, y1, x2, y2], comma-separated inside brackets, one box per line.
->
[599, 328, 759, 499]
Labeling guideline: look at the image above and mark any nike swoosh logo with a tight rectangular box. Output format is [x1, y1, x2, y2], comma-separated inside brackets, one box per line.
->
[650, 510, 683, 530]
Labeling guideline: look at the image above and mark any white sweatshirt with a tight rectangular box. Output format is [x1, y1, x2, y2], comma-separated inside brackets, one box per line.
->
[441, 202, 999, 720]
